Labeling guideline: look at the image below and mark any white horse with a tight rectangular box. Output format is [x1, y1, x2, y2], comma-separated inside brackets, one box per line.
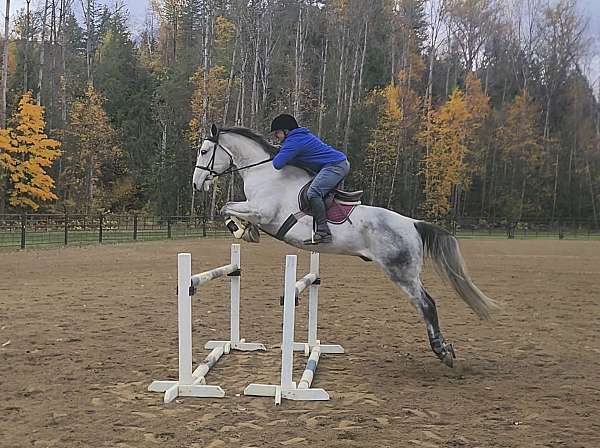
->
[193, 125, 497, 367]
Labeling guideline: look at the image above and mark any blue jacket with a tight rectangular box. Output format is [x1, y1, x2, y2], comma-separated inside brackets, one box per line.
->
[272, 128, 347, 172]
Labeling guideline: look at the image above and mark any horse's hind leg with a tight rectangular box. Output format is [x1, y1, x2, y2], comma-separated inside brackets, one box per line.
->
[385, 266, 456, 367]
[419, 287, 456, 367]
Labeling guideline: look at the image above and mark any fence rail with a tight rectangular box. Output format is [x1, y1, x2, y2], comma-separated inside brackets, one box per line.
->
[0, 213, 229, 250]
[0, 213, 598, 250]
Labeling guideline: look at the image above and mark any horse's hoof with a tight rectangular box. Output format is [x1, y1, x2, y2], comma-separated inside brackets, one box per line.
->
[437, 343, 456, 368]
[441, 352, 454, 367]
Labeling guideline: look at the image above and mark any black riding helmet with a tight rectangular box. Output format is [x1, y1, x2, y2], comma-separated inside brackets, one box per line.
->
[270, 114, 299, 132]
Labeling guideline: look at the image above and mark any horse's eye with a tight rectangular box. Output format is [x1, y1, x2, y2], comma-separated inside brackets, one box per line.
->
[200, 149, 208, 155]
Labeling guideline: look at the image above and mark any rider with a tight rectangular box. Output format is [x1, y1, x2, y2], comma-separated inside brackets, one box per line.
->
[270, 113, 350, 244]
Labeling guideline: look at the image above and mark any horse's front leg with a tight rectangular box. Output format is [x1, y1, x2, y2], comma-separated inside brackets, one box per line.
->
[221, 201, 262, 224]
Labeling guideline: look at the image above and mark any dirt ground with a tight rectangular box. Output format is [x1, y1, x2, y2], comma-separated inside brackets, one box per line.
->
[1, 236, 599, 448]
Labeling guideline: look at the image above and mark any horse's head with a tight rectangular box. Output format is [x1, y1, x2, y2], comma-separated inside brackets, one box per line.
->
[193, 124, 234, 192]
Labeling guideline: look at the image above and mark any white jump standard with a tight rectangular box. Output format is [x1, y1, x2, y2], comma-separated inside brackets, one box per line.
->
[149, 244, 265, 403]
[244, 252, 344, 404]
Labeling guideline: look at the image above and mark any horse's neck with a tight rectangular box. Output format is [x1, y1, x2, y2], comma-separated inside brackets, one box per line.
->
[223, 133, 309, 204]
[222, 134, 267, 169]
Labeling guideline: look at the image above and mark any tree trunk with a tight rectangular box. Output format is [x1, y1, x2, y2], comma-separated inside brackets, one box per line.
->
[293, 6, 307, 119]
[82, 0, 91, 84]
[488, 147, 497, 218]
[317, 36, 328, 136]
[59, 0, 67, 127]
[250, 19, 260, 128]
[23, 0, 31, 93]
[237, 49, 248, 126]
[369, 149, 378, 205]
[48, 0, 57, 128]
[426, 44, 434, 112]
[86, 154, 94, 212]
[334, 27, 346, 138]
[210, 182, 217, 220]
[387, 140, 402, 210]
[343, 40, 360, 153]
[544, 95, 551, 139]
[390, 34, 395, 83]
[261, 14, 273, 111]
[551, 147, 559, 220]
[518, 174, 526, 220]
[293, 7, 302, 117]
[201, 13, 211, 133]
[1, 0, 11, 127]
[222, 36, 237, 124]
[357, 19, 368, 102]
[587, 160, 598, 228]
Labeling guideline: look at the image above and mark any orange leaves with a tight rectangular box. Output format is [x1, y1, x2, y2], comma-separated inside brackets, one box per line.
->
[0, 92, 62, 210]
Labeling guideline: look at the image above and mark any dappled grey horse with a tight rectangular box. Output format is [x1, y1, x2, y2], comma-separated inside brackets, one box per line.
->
[193, 125, 497, 367]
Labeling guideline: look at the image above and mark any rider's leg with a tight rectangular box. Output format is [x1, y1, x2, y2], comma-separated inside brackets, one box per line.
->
[306, 160, 350, 243]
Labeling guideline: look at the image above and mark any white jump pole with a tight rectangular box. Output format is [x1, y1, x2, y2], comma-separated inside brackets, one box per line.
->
[149, 244, 265, 403]
[244, 252, 344, 405]
[293, 252, 344, 356]
[281, 255, 297, 390]
[205, 245, 265, 352]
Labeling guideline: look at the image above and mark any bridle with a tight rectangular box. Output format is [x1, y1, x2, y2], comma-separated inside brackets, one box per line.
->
[194, 131, 272, 179]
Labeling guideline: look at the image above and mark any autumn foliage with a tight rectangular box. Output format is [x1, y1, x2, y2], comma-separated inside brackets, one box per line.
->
[0, 92, 61, 210]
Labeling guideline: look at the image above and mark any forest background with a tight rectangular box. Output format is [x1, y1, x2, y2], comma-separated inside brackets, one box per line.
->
[0, 0, 599, 226]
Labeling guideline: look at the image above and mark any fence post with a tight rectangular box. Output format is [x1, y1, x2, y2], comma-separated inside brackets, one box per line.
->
[99, 214, 104, 243]
[133, 214, 138, 241]
[167, 217, 172, 239]
[64, 212, 68, 246]
[558, 220, 564, 240]
[20, 213, 26, 249]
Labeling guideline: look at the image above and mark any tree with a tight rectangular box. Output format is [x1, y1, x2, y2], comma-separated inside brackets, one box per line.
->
[419, 87, 472, 216]
[189, 64, 228, 142]
[1, 0, 11, 127]
[61, 84, 128, 212]
[364, 67, 422, 211]
[0, 91, 61, 210]
[497, 89, 544, 218]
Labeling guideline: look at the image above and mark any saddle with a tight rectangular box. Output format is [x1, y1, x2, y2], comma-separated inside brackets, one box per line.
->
[298, 182, 363, 223]
[275, 181, 363, 240]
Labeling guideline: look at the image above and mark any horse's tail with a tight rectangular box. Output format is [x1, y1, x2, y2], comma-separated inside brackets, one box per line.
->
[414, 221, 499, 320]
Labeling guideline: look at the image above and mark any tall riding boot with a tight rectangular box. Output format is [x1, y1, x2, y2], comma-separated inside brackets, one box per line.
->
[304, 197, 332, 244]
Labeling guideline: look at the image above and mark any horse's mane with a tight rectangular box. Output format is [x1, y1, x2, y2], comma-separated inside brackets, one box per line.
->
[221, 127, 279, 157]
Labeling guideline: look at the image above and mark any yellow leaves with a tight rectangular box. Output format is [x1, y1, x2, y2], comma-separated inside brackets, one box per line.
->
[332, 0, 350, 16]
[382, 84, 402, 122]
[366, 81, 422, 165]
[0, 92, 62, 210]
[498, 89, 543, 166]
[65, 84, 128, 211]
[465, 72, 490, 123]
[215, 16, 235, 47]
[419, 78, 490, 217]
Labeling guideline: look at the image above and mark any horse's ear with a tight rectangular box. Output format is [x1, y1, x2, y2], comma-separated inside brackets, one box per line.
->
[211, 124, 218, 137]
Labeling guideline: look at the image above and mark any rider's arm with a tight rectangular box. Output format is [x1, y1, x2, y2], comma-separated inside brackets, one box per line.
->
[272, 136, 301, 170]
